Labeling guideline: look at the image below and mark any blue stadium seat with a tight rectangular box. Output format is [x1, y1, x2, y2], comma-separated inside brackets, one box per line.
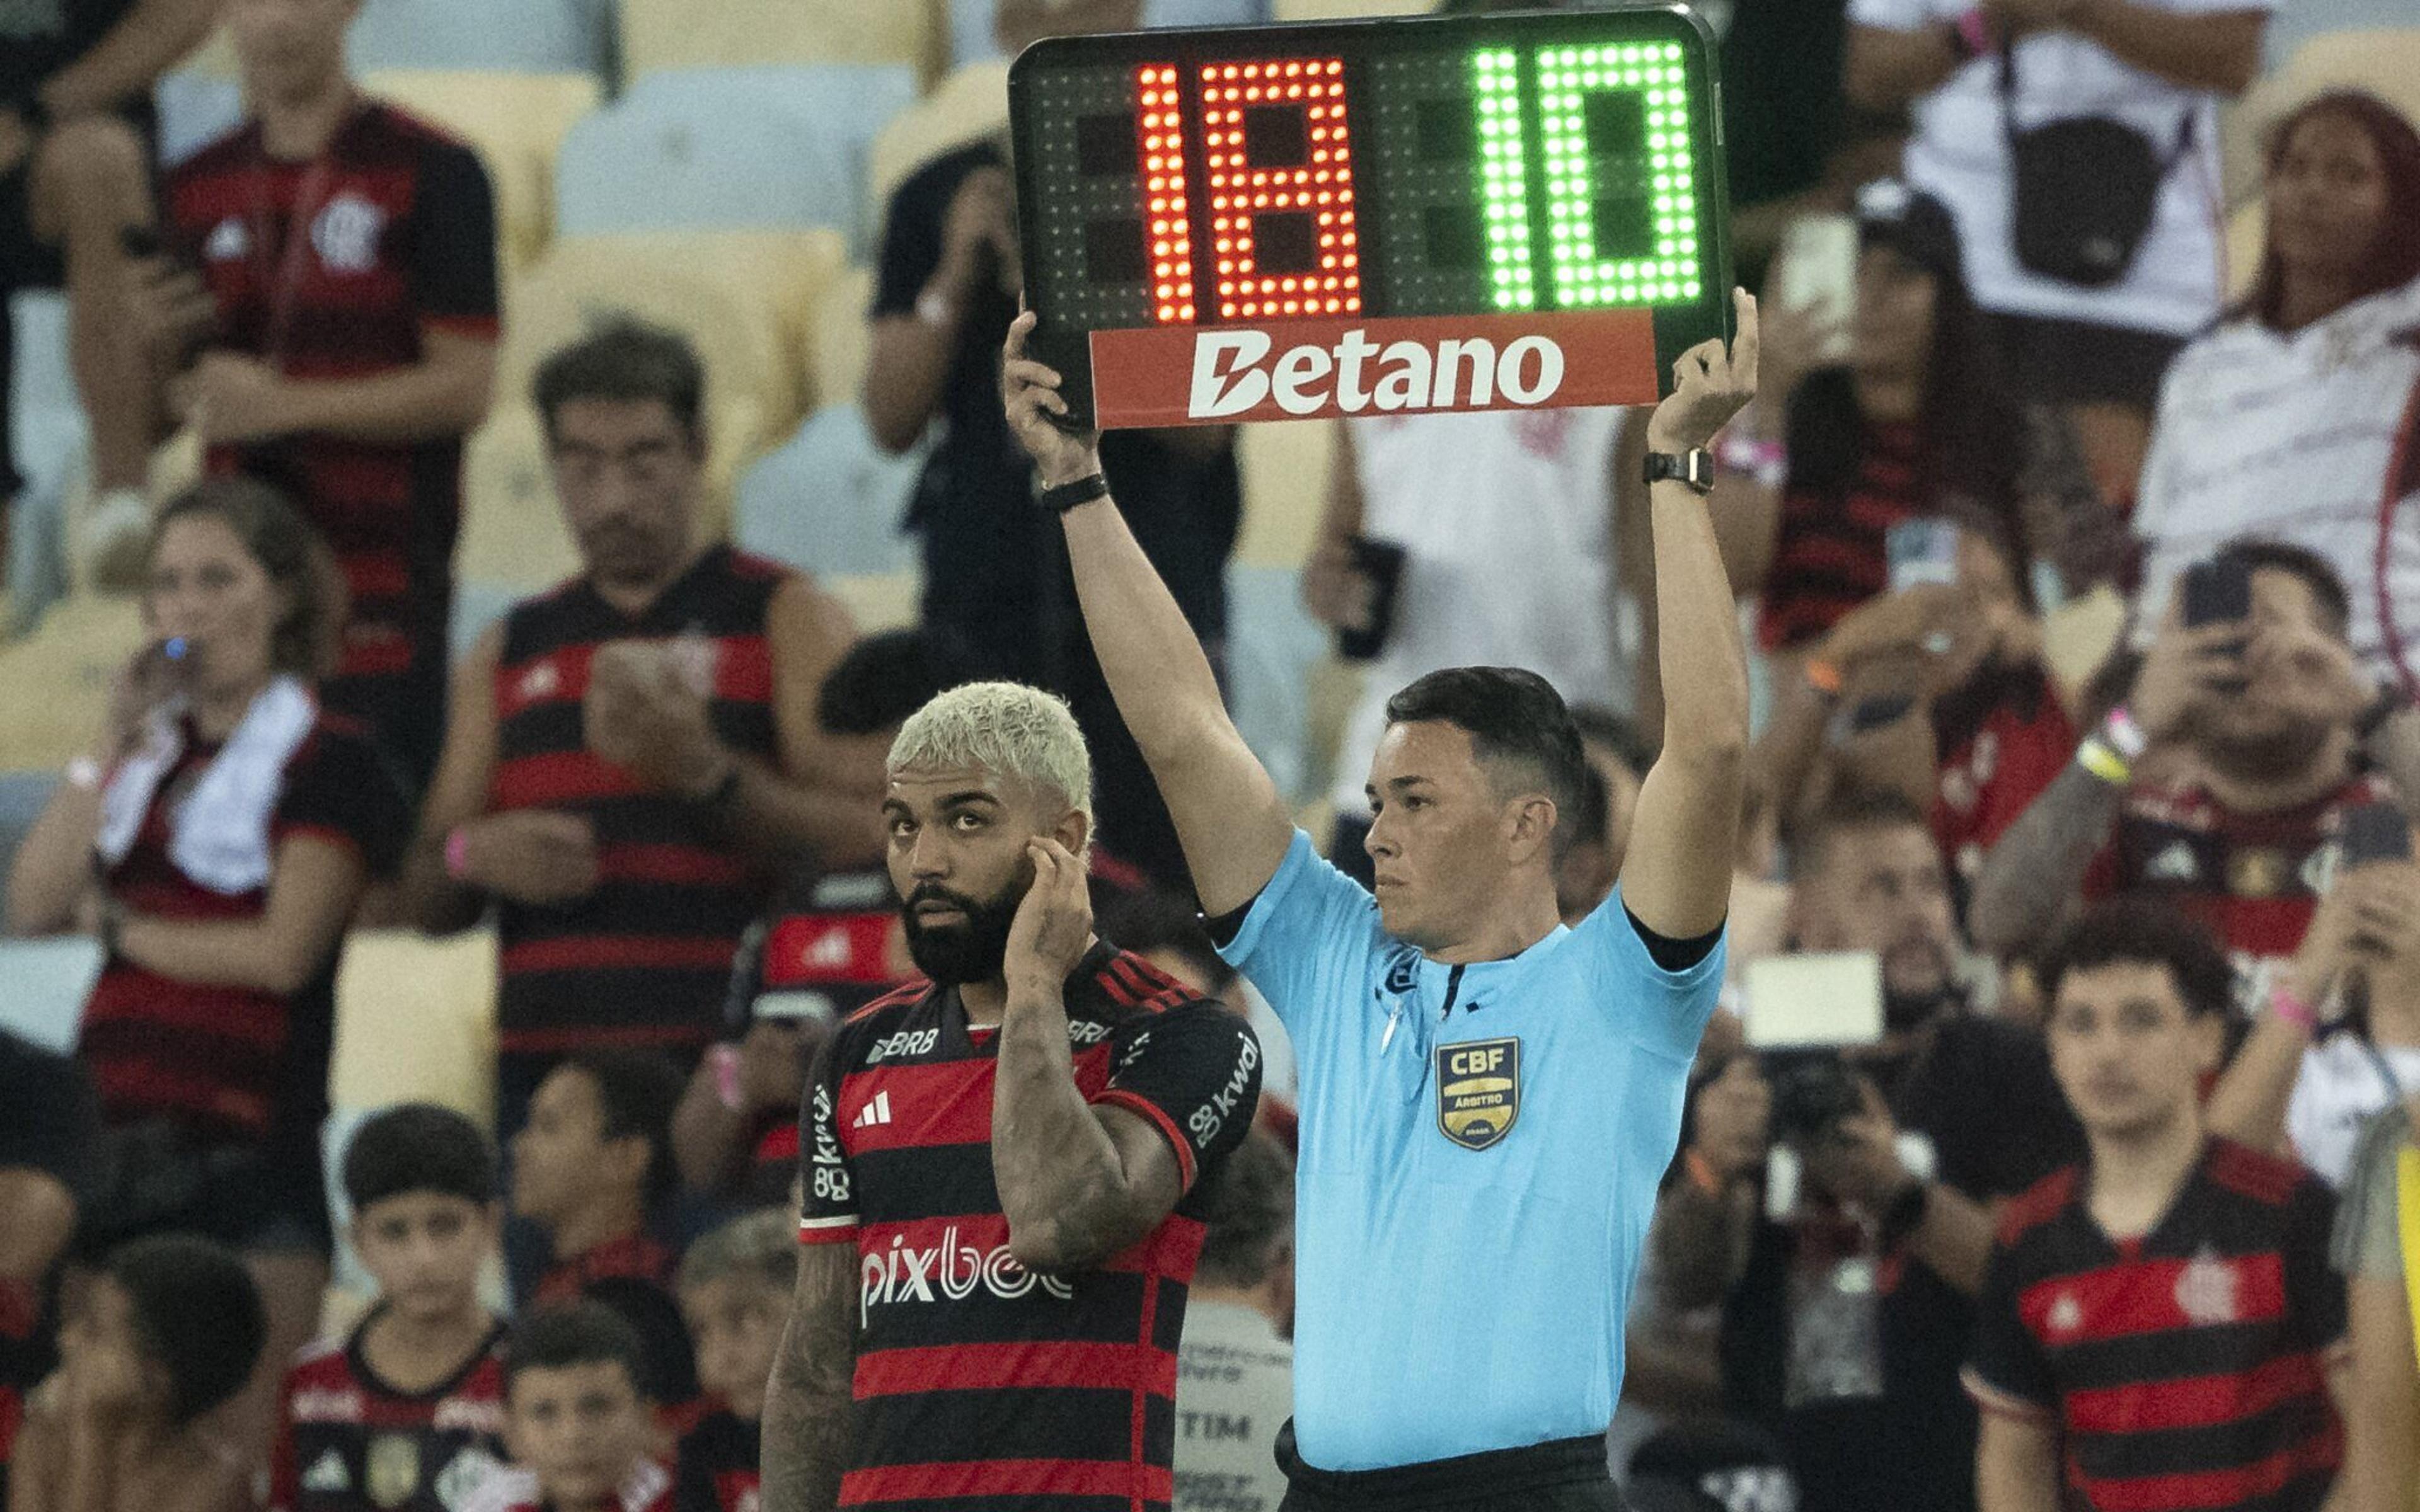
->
[153, 71, 246, 168]
[555, 66, 918, 253]
[734, 404, 924, 579]
[0, 769, 58, 929]
[6, 292, 84, 633]
[0, 936, 101, 1055]
[345, 0, 613, 74]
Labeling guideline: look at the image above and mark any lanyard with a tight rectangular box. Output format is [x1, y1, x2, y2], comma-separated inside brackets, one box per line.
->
[248, 115, 350, 369]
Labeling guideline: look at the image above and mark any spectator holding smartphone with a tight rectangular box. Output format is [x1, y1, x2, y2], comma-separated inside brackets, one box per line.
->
[2134, 93, 2420, 692]
[1751, 508, 2077, 914]
[1707, 181, 2045, 665]
[2205, 820, 2420, 1185]
[1971, 539, 2420, 991]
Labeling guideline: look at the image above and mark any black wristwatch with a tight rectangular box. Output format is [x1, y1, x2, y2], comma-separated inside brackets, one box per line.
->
[1643, 449, 1715, 495]
[1037, 472, 1111, 514]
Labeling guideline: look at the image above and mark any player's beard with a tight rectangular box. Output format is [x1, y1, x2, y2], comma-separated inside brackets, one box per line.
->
[899, 876, 1025, 987]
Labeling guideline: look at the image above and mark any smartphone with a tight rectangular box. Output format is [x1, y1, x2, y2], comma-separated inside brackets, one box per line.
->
[1778, 214, 1857, 366]
[2181, 557, 2253, 627]
[1886, 518, 1962, 593]
[2341, 801, 2414, 867]
[1742, 951, 1885, 1051]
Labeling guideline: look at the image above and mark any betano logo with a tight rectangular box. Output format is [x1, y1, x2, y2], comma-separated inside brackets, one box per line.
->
[1186, 328, 1567, 419]
[1090, 309, 1659, 429]
[860, 1227, 1075, 1326]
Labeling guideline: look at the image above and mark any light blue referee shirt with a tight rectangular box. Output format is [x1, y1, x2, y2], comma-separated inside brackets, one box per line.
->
[1219, 830, 1724, 1471]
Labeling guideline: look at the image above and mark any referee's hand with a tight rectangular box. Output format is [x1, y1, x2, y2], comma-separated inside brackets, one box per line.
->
[1646, 288, 1760, 455]
[1003, 311, 1105, 491]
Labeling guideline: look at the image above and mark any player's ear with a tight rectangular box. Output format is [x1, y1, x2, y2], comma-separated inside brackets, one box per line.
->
[1052, 807, 1092, 860]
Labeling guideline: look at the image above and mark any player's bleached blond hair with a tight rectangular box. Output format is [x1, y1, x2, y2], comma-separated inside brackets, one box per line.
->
[887, 680, 1094, 823]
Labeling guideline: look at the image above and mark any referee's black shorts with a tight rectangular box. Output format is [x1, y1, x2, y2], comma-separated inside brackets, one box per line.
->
[1276, 1423, 1627, 1512]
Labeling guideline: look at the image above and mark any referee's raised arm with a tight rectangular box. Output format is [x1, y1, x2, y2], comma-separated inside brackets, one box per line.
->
[1622, 290, 1760, 941]
[1001, 311, 1294, 917]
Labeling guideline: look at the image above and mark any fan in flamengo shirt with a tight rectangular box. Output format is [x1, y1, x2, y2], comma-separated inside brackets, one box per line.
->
[766, 682, 1262, 1512]
[273, 1320, 509, 1512]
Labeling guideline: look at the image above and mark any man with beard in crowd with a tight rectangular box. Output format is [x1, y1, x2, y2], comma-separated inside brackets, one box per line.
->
[1971, 539, 2420, 999]
[1652, 788, 2084, 1512]
[761, 681, 1261, 1512]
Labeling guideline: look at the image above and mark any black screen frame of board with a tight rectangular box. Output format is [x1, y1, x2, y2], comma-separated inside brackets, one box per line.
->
[1006, 3, 1734, 428]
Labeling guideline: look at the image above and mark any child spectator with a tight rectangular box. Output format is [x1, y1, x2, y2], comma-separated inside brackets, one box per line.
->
[272, 1104, 509, 1511]
[6, 1235, 265, 1512]
[670, 1211, 793, 1512]
[512, 1053, 683, 1307]
[1968, 901, 2347, 1512]
[469, 1304, 669, 1512]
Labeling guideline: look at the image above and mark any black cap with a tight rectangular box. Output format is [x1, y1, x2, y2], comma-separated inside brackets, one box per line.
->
[1855, 177, 1964, 287]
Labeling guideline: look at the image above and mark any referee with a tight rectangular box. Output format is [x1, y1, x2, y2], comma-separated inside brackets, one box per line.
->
[1001, 293, 1759, 1511]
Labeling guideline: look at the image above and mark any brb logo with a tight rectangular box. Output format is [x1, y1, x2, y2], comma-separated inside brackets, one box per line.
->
[860, 1228, 1076, 1326]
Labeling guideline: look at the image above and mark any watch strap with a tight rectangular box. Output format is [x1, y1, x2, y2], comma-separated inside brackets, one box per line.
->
[1038, 472, 1111, 513]
[1644, 449, 1715, 494]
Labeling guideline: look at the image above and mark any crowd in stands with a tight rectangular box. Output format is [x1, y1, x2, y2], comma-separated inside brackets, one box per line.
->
[1, 0, 2418, 1510]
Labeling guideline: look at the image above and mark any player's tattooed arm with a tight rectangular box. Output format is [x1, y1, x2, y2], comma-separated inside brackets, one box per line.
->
[994, 839, 1187, 1273]
[761, 1244, 858, 1512]
[1964, 760, 2124, 960]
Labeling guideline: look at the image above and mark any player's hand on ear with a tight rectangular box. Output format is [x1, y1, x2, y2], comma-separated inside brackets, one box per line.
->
[1003, 310, 1105, 490]
[1647, 288, 1760, 455]
[1006, 838, 1094, 988]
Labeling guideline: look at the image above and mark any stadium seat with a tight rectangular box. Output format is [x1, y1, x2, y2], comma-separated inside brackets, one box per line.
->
[554, 66, 918, 255]
[0, 596, 146, 772]
[0, 770, 59, 929]
[7, 292, 86, 633]
[2226, 197, 2264, 302]
[152, 71, 246, 168]
[348, 0, 614, 74]
[329, 928, 500, 1123]
[820, 571, 920, 633]
[0, 936, 102, 1054]
[812, 265, 877, 416]
[865, 60, 1011, 229]
[621, 0, 942, 82]
[362, 69, 605, 273]
[735, 404, 925, 579]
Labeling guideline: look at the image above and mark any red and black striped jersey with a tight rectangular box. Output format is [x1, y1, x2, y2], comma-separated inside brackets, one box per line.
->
[81, 714, 412, 1142]
[269, 1310, 510, 1512]
[672, 1409, 758, 1512]
[489, 547, 790, 1058]
[1964, 1139, 2348, 1512]
[165, 101, 498, 776]
[531, 1232, 678, 1309]
[2083, 774, 2388, 1000]
[797, 942, 1262, 1512]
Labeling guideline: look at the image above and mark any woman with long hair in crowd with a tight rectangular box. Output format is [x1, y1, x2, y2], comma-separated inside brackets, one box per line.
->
[5, 478, 412, 1463]
[2134, 90, 2420, 690]
[1706, 178, 2049, 663]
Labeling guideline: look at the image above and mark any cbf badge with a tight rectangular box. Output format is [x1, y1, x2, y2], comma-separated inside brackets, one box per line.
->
[1437, 1038, 1521, 1150]
[366, 1433, 421, 1509]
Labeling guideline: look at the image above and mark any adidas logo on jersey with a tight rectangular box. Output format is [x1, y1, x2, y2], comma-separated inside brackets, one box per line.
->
[304, 1450, 352, 1493]
[851, 1091, 894, 1129]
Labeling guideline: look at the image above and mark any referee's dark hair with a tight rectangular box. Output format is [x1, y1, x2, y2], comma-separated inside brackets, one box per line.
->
[533, 318, 706, 452]
[2037, 899, 2237, 1020]
[343, 1102, 498, 1211]
[503, 1300, 652, 1401]
[105, 1235, 267, 1425]
[1384, 667, 1587, 857]
[563, 1048, 686, 1208]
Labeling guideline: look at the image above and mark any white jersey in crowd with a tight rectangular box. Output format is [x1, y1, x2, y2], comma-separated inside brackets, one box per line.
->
[1173, 1300, 1293, 1512]
[2135, 275, 2420, 680]
[2286, 1033, 2420, 1189]
[1848, 0, 2273, 336]
[1330, 406, 1627, 813]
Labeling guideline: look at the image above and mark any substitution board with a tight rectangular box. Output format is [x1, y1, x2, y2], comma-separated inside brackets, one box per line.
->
[1008, 3, 1731, 430]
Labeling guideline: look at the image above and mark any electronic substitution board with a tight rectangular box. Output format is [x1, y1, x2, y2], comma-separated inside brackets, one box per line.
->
[1009, 3, 1731, 430]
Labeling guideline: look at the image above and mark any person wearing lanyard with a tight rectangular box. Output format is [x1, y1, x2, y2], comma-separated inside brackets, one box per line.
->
[128, 0, 499, 798]
[998, 295, 1758, 1510]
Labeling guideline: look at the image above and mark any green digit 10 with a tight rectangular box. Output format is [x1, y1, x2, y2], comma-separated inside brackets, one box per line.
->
[1472, 42, 1703, 311]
